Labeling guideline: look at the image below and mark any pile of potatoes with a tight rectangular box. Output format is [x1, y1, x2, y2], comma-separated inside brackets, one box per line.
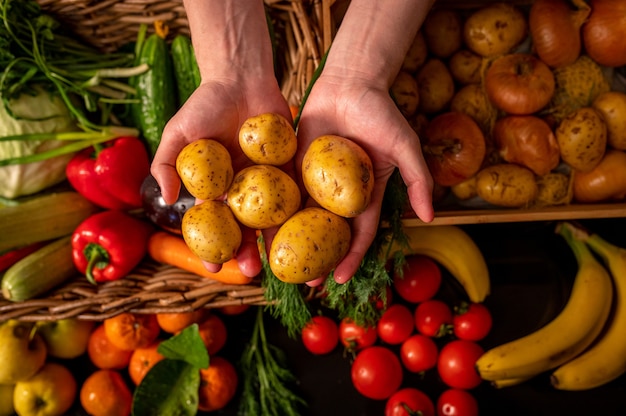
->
[176, 113, 374, 284]
[394, 1, 626, 209]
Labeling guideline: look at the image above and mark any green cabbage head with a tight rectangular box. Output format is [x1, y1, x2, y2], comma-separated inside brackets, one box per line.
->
[0, 89, 78, 199]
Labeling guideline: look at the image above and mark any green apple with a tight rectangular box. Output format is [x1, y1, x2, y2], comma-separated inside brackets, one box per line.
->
[36, 318, 95, 359]
[0, 383, 15, 416]
[13, 362, 76, 416]
[0, 320, 47, 384]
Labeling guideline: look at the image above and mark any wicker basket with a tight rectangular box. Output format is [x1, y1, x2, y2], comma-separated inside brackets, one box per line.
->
[0, 262, 267, 322]
[0, 0, 342, 322]
[36, 0, 344, 106]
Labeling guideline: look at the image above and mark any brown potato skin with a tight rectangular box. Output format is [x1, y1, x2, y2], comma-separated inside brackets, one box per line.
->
[302, 135, 374, 218]
[238, 113, 297, 166]
[227, 165, 301, 229]
[476, 163, 538, 208]
[269, 207, 351, 284]
[556, 107, 607, 172]
[181, 201, 242, 264]
[176, 139, 234, 200]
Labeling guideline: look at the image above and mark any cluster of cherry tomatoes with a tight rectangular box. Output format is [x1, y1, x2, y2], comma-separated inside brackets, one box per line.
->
[300, 255, 493, 416]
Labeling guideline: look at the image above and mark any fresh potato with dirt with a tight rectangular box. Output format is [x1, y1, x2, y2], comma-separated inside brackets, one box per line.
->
[416, 58, 455, 114]
[423, 8, 463, 59]
[302, 135, 374, 218]
[176, 139, 234, 200]
[475, 163, 538, 208]
[269, 207, 351, 284]
[226, 165, 301, 229]
[401, 31, 428, 73]
[463, 2, 527, 57]
[238, 112, 297, 166]
[181, 200, 242, 264]
[449, 49, 483, 85]
[556, 107, 607, 172]
[391, 71, 420, 118]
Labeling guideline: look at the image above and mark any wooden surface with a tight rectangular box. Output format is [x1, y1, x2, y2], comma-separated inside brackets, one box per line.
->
[401, 203, 626, 226]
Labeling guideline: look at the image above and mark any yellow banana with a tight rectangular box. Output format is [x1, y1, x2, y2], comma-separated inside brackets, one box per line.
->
[476, 223, 613, 381]
[551, 223, 626, 391]
[387, 225, 490, 303]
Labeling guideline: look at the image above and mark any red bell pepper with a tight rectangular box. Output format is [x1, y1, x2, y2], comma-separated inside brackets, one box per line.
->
[72, 210, 154, 284]
[65, 136, 150, 210]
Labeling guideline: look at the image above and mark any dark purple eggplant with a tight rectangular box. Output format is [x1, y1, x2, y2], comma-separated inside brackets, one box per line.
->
[140, 175, 194, 234]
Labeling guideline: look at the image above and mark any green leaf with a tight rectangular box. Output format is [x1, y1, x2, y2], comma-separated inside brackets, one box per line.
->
[131, 359, 200, 416]
[157, 324, 209, 369]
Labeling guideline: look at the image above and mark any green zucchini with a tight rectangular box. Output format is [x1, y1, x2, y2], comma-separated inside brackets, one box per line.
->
[170, 34, 201, 105]
[131, 32, 177, 157]
[0, 191, 99, 253]
[2, 236, 77, 302]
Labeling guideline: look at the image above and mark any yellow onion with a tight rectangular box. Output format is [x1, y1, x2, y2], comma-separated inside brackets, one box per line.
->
[485, 53, 555, 115]
[583, 0, 626, 67]
[529, 0, 591, 68]
[493, 115, 561, 176]
[422, 112, 487, 187]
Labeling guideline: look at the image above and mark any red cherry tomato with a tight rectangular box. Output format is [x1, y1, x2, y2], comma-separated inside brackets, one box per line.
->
[400, 334, 439, 373]
[436, 388, 479, 416]
[339, 317, 377, 352]
[393, 255, 442, 303]
[437, 340, 484, 390]
[385, 387, 435, 416]
[377, 303, 415, 345]
[452, 302, 493, 341]
[301, 315, 339, 355]
[351, 346, 403, 400]
[414, 299, 453, 338]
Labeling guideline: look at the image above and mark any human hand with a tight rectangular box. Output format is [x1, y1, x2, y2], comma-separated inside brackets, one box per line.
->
[150, 77, 292, 278]
[296, 73, 435, 284]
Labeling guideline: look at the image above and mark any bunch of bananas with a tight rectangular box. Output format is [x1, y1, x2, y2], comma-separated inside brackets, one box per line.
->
[476, 221, 626, 391]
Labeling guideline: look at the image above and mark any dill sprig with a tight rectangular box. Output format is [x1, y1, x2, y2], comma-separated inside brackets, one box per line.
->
[322, 169, 411, 327]
[258, 233, 311, 339]
[238, 307, 307, 416]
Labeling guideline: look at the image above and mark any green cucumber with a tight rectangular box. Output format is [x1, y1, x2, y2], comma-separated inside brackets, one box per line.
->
[170, 34, 201, 105]
[131, 32, 177, 157]
[2, 236, 77, 302]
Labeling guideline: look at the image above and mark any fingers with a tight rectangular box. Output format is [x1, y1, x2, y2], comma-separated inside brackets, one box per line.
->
[201, 226, 262, 278]
[396, 141, 435, 223]
[332, 182, 384, 283]
[151, 117, 186, 204]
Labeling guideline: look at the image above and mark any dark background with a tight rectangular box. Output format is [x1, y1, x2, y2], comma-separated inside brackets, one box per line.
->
[65, 217, 626, 415]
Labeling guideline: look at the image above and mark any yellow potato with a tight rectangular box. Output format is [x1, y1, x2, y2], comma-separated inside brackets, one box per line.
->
[451, 176, 478, 201]
[449, 49, 483, 85]
[476, 163, 538, 208]
[269, 207, 351, 284]
[391, 71, 420, 118]
[238, 112, 297, 166]
[176, 139, 233, 200]
[556, 107, 607, 172]
[416, 58, 455, 114]
[181, 200, 242, 264]
[302, 135, 374, 218]
[463, 3, 527, 57]
[402, 31, 428, 73]
[227, 165, 301, 229]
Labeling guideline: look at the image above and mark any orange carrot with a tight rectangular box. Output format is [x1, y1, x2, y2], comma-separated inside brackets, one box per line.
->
[147, 231, 254, 285]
